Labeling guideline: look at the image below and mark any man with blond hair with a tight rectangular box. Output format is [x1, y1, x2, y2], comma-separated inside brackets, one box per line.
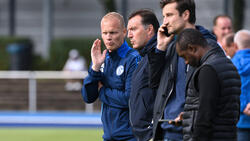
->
[81, 12, 140, 141]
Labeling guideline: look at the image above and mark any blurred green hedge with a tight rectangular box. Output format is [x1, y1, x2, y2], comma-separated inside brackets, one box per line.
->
[46, 37, 131, 70]
[0, 36, 32, 70]
[46, 37, 96, 70]
[0, 37, 132, 70]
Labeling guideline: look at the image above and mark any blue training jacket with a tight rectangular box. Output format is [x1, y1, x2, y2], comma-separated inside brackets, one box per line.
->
[81, 41, 141, 141]
[232, 49, 250, 129]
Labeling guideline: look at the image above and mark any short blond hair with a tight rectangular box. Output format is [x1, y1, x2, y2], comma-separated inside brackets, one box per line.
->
[234, 29, 250, 49]
[101, 12, 125, 28]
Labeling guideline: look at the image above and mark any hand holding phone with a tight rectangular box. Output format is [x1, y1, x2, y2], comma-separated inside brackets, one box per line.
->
[163, 27, 171, 37]
[168, 119, 182, 126]
[158, 119, 182, 126]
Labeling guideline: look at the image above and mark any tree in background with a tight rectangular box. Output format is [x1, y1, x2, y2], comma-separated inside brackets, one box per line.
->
[233, 0, 245, 32]
[98, 0, 116, 13]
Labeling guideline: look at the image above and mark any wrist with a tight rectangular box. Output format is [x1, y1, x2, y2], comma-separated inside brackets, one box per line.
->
[157, 43, 167, 51]
[92, 65, 101, 72]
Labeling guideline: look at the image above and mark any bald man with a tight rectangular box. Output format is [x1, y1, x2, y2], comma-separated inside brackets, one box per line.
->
[232, 29, 250, 141]
[81, 12, 140, 141]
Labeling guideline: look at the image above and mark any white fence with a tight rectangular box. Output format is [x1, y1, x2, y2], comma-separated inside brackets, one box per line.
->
[0, 71, 93, 113]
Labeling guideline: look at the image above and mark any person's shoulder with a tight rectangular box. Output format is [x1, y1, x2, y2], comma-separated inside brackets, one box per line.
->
[127, 47, 141, 58]
[124, 48, 141, 65]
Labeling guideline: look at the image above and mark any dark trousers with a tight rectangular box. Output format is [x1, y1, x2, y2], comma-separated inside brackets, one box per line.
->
[238, 128, 250, 141]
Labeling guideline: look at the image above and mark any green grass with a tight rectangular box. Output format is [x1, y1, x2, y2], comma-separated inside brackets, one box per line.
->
[0, 128, 103, 141]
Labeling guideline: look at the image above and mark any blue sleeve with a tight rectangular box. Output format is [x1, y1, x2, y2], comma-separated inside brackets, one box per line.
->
[99, 56, 139, 109]
[240, 94, 247, 112]
[81, 67, 102, 103]
[232, 57, 247, 113]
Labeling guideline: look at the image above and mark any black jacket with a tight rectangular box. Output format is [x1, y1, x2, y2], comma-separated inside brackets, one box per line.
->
[148, 26, 218, 140]
[129, 35, 157, 141]
[183, 45, 241, 141]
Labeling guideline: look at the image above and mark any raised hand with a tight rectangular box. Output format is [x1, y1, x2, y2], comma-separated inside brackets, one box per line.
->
[157, 24, 174, 51]
[91, 39, 107, 71]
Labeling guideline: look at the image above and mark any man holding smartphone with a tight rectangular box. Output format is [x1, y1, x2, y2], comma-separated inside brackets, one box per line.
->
[176, 28, 240, 141]
[148, 0, 222, 140]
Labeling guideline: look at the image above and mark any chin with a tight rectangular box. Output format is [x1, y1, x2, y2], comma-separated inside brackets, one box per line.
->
[107, 46, 118, 51]
[133, 46, 140, 49]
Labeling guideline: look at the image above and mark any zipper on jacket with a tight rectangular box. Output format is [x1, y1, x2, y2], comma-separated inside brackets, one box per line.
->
[159, 84, 174, 121]
[128, 99, 134, 127]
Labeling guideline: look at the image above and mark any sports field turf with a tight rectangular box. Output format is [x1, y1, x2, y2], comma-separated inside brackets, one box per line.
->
[0, 128, 103, 141]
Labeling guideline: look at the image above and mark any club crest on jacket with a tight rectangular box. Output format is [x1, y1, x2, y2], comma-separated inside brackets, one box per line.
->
[116, 65, 124, 76]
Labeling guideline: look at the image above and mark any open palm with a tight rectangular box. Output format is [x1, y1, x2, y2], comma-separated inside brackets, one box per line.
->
[91, 39, 107, 71]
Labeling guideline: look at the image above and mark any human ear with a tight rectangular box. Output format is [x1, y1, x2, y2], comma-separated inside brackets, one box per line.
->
[182, 10, 190, 22]
[123, 28, 127, 37]
[147, 24, 154, 35]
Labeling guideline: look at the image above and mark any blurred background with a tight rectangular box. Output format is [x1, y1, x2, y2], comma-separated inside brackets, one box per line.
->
[0, 0, 249, 140]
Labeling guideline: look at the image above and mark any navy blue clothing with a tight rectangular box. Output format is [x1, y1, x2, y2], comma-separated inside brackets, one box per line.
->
[129, 35, 157, 141]
[162, 56, 186, 140]
[148, 25, 217, 140]
[82, 41, 141, 141]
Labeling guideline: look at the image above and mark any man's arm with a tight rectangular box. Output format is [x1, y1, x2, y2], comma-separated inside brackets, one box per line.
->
[99, 57, 139, 109]
[193, 65, 219, 141]
[147, 49, 166, 89]
[81, 39, 106, 103]
[147, 25, 174, 89]
[81, 68, 102, 103]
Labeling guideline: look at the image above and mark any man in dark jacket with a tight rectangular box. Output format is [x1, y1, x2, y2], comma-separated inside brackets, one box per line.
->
[148, 0, 221, 140]
[127, 9, 159, 141]
[176, 28, 241, 141]
[81, 12, 140, 141]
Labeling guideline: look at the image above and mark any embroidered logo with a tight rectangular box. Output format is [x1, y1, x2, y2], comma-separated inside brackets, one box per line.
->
[116, 65, 124, 76]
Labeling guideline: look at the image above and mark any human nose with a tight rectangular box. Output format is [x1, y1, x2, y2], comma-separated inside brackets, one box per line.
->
[127, 30, 132, 38]
[106, 33, 112, 40]
[225, 28, 231, 34]
[163, 17, 168, 25]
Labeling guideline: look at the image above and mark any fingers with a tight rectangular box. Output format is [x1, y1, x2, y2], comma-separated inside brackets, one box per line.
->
[92, 39, 101, 49]
[168, 113, 183, 126]
[102, 49, 107, 57]
[158, 24, 167, 33]
[168, 120, 182, 126]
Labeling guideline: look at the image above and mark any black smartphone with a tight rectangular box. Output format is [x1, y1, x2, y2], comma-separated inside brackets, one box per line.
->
[163, 27, 171, 37]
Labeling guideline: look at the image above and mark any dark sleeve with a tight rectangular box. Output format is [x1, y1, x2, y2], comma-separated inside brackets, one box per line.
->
[193, 65, 219, 141]
[147, 48, 166, 89]
[81, 67, 102, 103]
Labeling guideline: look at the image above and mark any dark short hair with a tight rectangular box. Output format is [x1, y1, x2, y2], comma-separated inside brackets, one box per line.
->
[213, 15, 232, 26]
[128, 9, 160, 33]
[176, 28, 208, 50]
[160, 0, 196, 24]
[224, 33, 234, 47]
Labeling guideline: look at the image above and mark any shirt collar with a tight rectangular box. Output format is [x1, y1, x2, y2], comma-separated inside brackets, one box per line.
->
[116, 40, 131, 58]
